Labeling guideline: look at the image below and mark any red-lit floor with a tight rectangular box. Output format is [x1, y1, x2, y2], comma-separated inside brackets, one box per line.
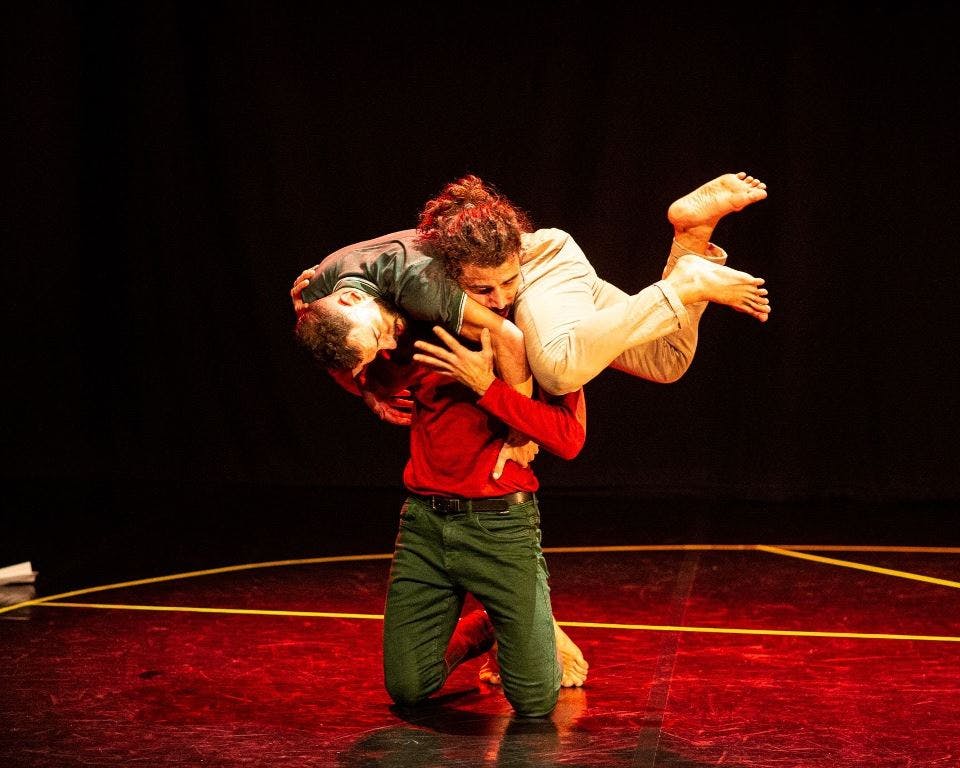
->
[2, 546, 959, 767]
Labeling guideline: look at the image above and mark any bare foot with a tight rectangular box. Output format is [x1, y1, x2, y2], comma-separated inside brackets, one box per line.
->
[668, 172, 767, 253]
[555, 622, 589, 687]
[667, 253, 771, 322]
[478, 620, 590, 688]
[479, 644, 501, 685]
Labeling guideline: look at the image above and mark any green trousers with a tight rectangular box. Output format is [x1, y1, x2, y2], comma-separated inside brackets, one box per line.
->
[383, 494, 560, 717]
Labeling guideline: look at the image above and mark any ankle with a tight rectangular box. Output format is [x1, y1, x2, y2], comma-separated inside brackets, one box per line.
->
[663, 256, 706, 305]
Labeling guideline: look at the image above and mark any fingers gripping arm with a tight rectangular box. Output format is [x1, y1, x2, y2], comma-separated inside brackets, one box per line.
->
[459, 298, 532, 396]
[290, 266, 318, 315]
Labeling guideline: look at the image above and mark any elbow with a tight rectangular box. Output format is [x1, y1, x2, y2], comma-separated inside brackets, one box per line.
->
[496, 319, 524, 348]
[656, 367, 687, 385]
[648, 347, 694, 384]
[554, 426, 586, 461]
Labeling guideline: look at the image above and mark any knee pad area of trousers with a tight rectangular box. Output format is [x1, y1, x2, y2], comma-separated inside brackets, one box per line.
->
[506, 685, 559, 718]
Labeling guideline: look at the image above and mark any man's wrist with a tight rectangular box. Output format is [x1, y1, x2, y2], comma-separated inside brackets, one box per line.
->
[473, 372, 496, 396]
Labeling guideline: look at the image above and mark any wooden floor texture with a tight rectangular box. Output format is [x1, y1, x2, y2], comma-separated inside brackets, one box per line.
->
[3, 536, 959, 767]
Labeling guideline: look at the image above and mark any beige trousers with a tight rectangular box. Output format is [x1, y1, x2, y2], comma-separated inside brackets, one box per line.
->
[514, 228, 725, 395]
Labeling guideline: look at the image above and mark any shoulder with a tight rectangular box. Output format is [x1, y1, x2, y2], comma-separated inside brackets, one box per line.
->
[524, 228, 576, 249]
[522, 228, 570, 246]
[321, 229, 419, 259]
[520, 228, 577, 265]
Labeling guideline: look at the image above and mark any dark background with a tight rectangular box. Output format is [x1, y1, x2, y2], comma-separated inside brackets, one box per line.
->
[4, 3, 959, 590]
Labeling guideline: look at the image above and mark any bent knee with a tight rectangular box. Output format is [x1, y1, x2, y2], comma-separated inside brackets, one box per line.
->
[388, 691, 426, 708]
[529, 339, 595, 395]
[511, 693, 558, 718]
[385, 673, 432, 708]
[505, 684, 559, 718]
[530, 363, 582, 397]
[656, 368, 686, 385]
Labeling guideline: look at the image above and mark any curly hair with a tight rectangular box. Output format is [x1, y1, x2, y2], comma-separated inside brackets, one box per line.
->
[293, 302, 362, 371]
[416, 175, 532, 281]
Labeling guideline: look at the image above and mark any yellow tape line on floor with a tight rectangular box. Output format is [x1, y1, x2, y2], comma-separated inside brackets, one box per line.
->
[757, 545, 960, 588]
[28, 600, 960, 643]
[0, 554, 393, 615]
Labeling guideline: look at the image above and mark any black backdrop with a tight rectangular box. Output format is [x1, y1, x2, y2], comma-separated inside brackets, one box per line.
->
[5, 2, 960, 525]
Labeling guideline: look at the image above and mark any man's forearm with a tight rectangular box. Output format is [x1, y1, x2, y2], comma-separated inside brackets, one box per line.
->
[489, 321, 533, 392]
[460, 299, 533, 395]
[478, 380, 586, 460]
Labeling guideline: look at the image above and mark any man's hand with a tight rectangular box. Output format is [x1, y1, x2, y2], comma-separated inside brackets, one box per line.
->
[360, 387, 414, 426]
[290, 267, 317, 315]
[413, 326, 496, 396]
[492, 438, 539, 480]
[459, 298, 532, 392]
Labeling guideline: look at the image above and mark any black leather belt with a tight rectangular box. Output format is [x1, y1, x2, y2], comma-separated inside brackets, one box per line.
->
[418, 491, 535, 513]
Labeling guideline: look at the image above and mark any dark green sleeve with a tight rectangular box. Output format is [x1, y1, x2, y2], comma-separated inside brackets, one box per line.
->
[298, 235, 466, 333]
[392, 256, 466, 334]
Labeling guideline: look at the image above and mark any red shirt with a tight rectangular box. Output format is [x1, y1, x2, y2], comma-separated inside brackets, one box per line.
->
[397, 367, 587, 498]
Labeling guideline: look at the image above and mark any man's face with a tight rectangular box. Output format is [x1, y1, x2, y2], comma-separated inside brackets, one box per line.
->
[342, 297, 406, 376]
[457, 255, 522, 317]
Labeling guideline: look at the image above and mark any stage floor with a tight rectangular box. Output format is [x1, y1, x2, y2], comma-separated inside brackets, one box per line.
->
[3, 537, 959, 767]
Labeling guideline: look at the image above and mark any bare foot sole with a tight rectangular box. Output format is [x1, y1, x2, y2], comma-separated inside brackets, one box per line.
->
[668, 172, 767, 251]
[669, 171, 767, 228]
